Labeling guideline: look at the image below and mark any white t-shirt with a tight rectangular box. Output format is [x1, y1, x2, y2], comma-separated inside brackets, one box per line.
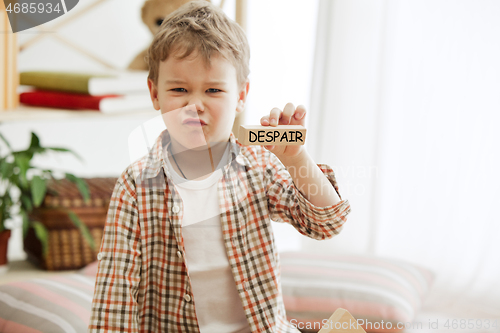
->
[163, 142, 250, 333]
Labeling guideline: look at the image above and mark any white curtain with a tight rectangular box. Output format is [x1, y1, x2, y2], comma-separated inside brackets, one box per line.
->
[306, 0, 500, 317]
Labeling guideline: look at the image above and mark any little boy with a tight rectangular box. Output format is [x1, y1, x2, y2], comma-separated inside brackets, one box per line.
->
[89, 1, 350, 332]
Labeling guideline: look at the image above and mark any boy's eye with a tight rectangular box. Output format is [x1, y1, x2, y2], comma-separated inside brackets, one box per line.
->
[207, 88, 221, 93]
[171, 88, 186, 92]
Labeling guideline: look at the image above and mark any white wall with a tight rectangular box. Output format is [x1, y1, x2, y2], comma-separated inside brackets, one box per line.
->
[3, 0, 320, 260]
[305, 0, 500, 316]
[303, 0, 387, 255]
[371, 0, 500, 314]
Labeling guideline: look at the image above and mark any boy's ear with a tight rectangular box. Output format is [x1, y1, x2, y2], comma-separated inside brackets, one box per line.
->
[236, 79, 250, 114]
[148, 79, 161, 111]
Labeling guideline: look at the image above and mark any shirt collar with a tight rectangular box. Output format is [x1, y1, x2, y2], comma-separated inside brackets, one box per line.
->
[139, 129, 248, 181]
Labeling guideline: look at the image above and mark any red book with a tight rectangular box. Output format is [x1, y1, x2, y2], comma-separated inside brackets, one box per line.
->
[20, 90, 153, 113]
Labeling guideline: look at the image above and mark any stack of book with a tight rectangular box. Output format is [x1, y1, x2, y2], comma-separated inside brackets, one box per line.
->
[19, 71, 154, 114]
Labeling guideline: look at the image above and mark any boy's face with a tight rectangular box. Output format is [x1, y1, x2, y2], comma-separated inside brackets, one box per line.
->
[148, 51, 249, 151]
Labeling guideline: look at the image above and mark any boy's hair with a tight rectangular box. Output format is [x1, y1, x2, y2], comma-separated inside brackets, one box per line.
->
[146, 1, 250, 86]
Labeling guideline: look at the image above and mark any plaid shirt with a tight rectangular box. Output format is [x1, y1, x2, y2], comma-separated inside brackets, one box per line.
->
[89, 129, 351, 333]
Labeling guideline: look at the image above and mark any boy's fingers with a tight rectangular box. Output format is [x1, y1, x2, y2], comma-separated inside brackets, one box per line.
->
[280, 103, 295, 125]
[269, 108, 281, 126]
[290, 105, 307, 125]
[260, 115, 270, 125]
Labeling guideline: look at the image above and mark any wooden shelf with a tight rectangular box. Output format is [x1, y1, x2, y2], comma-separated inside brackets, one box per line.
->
[0, 105, 159, 123]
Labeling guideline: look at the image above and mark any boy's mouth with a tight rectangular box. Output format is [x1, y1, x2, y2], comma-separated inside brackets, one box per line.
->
[182, 118, 207, 127]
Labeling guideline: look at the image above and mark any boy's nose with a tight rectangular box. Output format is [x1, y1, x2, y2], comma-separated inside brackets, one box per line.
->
[186, 96, 204, 112]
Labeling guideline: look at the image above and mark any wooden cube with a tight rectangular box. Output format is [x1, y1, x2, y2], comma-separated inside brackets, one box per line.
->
[238, 125, 306, 146]
[318, 308, 366, 333]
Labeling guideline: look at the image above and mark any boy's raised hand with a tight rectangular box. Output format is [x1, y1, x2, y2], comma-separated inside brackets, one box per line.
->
[260, 103, 341, 206]
[260, 103, 307, 159]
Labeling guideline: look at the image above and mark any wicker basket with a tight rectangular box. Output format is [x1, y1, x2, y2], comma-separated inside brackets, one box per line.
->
[25, 177, 117, 271]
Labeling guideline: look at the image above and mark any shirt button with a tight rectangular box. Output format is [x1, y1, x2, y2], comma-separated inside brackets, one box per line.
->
[244, 281, 250, 291]
[172, 205, 180, 214]
[97, 252, 103, 260]
[177, 251, 182, 258]
[184, 294, 192, 302]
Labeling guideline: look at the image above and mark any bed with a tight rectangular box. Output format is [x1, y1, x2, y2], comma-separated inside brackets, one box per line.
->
[0, 251, 455, 333]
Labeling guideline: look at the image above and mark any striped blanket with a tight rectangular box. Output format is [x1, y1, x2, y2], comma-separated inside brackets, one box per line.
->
[0, 273, 95, 333]
[0, 254, 433, 333]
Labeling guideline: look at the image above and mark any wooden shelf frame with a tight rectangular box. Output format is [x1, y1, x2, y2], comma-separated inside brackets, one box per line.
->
[0, 106, 158, 123]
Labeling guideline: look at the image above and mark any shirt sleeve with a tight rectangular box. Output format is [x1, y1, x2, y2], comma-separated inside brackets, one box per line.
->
[264, 151, 351, 240]
[88, 171, 142, 333]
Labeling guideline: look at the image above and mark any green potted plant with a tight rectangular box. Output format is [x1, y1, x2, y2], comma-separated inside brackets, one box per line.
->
[0, 131, 96, 267]
[0, 188, 14, 267]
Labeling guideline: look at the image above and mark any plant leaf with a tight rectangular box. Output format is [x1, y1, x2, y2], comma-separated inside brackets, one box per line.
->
[31, 175, 47, 207]
[0, 158, 14, 179]
[24, 132, 84, 163]
[0, 193, 13, 232]
[0, 133, 12, 153]
[28, 132, 45, 154]
[31, 221, 49, 258]
[13, 152, 31, 189]
[67, 210, 96, 251]
[21, 211, 29, 239]
[47, 147, 85, 163]
[13, 152, 31, 171]
[20, 193, 33, 212]
[65, 173, 90, 203]
[41, 173, 60, 197]
[29, 132, 40, 148]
